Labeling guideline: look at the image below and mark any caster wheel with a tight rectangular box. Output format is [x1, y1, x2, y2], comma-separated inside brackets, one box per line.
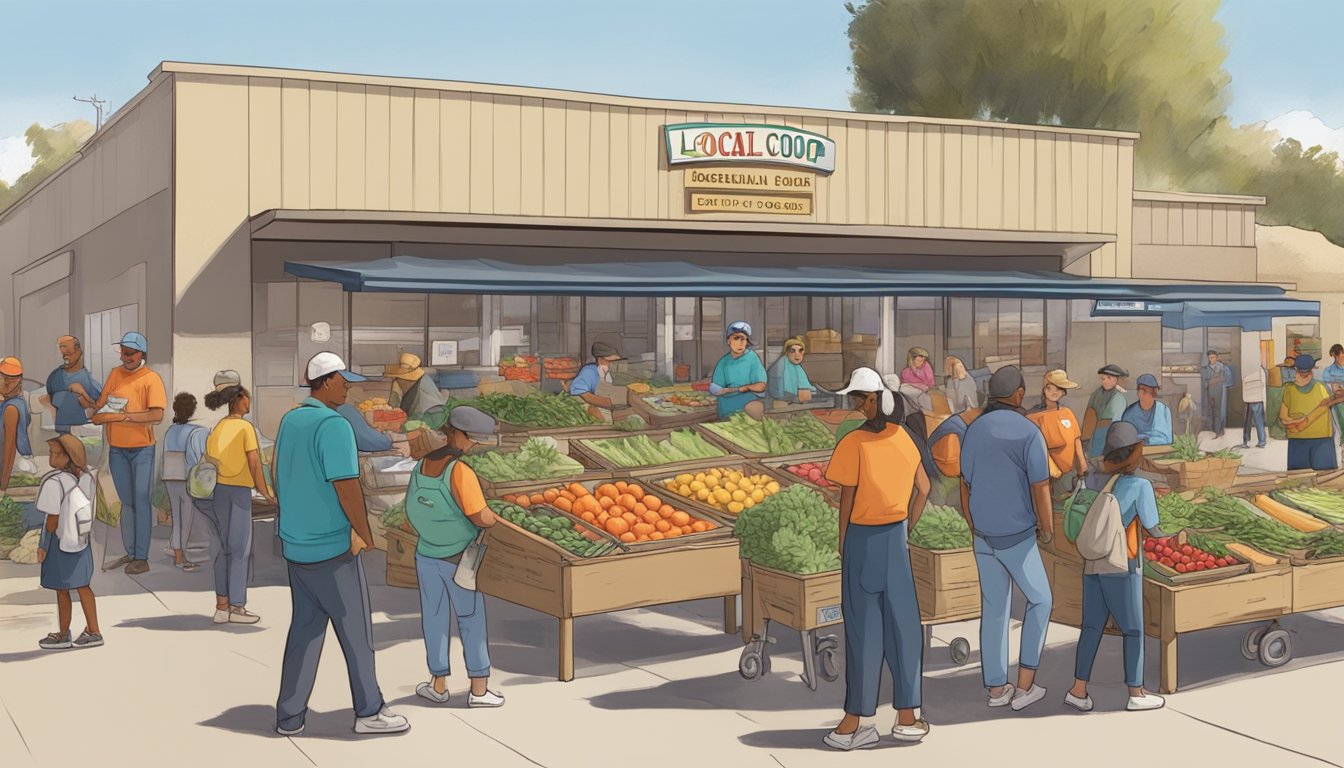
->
[739, 649, 764, 680]
[816, 634, 839, 653]
[950, 637, 971, 666]
[1241, 626, 1267, 661]
[818, 647, 840, 682]
[1258, 628, 1291, 668]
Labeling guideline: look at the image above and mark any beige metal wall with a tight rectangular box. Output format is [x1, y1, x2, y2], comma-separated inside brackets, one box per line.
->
[170, 69, 1135, 278]
[1131, 196, 1260, 282]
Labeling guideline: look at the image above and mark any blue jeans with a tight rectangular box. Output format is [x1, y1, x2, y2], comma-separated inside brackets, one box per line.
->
[277, 551, 385, 731]
[1242, 402, 1267, 447]
[415, 553, 492, 678]
[1332, 403, 1344, 446]
[973, 533, 1053, 688]
[196, 484, 253, 606]
[1074, 568, 1145, 688]
[840, 522, 923, 715]
[109, 446, 156, 561]
[1288, 437, 1338, 471]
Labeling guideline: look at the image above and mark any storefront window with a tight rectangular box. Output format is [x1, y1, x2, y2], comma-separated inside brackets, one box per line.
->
[1045, 300, 1067, 368]
[701, 298, 724, 372]
[351, 293, 426, 372]
[429, 293, 482, 366]
[499, 295, 531, 358]
[946, 298, 974, 368]
[673, 297, 696, 380]
[895, 297, 941, 372]
[253, 281, 298, 387]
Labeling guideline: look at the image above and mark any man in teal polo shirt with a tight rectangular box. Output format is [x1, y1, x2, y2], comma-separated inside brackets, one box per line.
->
[710, 321, 767, 420]
[274, 352, 409, 737]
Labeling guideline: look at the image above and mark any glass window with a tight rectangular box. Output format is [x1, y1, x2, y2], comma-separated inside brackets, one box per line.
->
[351, 293, 426, 371]
[974, 298, 998, 367]
[429, 293, 482, 366]
[946, 298, 974, 367]
[1045, 300, 1067, 368]
[253, 281, 297, 387]
[701, 298, 724, 372]
[532, 296, 565, 357]
[896, 297, 941, 371]
[998, 299, 1022, 359]
[623, 297, 654, 359]
[1021, 299, 1045, 366]
[673, 298, 697, 380]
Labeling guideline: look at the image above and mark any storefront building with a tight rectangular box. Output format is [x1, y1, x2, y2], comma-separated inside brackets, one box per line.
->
[0, 62, 1317, 439]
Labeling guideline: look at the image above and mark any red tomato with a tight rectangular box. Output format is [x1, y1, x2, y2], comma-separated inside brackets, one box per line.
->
[1144, 540, 1156, 551]
[1145, 552, 1157, 561]
[1181, 545, 1194, 556]
[1175, 563, 1187, 573]
[1194, 563, 1206, 571]
[1160, 557, 1174, 568]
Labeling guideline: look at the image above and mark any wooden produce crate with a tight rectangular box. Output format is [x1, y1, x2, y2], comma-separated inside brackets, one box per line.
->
[569, 428, 731, 472]
[757, 452, 841, 500]
[1140, 529, 1252, 586]
[746, 561, 842, 632]
[694, 412, 837, 461]
[1290, 555, 1344, 612]
[384, 526, 419, 589]
[627, 392, 717, 429]
[496, 424, 623, 455]
[909, 544, 981, 622]
[481, 469, 612, 500]
[628, 460, 801, 525]
[477, 525, 740, 681]
[1149, 456, 1243, 492]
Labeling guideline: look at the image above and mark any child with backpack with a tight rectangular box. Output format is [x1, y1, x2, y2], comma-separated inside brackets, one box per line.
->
[36, 434, 101, 650]
[1065, 421, 1166, 712]
[163, 393, 208, 571]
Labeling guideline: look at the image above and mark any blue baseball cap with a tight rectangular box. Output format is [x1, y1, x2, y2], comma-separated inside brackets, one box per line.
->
[1294, 354, 1318, 371]
[726, 321, 754, 345]
[116, 332, 148, 353]
[1136, 373, 1160, 389]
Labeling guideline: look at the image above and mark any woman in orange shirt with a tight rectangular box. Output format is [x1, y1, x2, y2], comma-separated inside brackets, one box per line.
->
[1027, 369, 1088, 494]
[821, 368, 931, 750]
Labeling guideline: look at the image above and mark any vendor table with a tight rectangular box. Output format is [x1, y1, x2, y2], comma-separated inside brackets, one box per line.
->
[476, 518, 741, 681]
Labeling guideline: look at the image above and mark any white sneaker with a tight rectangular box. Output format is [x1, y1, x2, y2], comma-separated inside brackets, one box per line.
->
[1064, 692, 1094, 712]
[212, 609, 230, 625]
[1127, 693, 1166, 711]
[467, 689, 505, 708]
[988, 684, 1017, 707]
[416, 682, 451, 704]
[276, 724, 304, 736]
[354, 707, 410, 734]
[1011, 684, 1047, 711]
[227, 607, 261, 625]
[823, 725, 879, 751]
[890, 718, 930, 743]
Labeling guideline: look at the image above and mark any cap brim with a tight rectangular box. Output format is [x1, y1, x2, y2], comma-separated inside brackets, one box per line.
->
[601, 355, 625, 362]
[338, 370, 368, 383]
[115, 343, 146, 353]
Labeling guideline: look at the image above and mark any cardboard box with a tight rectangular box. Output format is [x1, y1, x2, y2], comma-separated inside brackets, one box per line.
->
[804, 329, 842, 354]
[801, 353, 843, 388]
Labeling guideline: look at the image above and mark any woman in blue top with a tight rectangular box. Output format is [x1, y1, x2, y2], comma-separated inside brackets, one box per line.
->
[710, 321, 767, 420]
[766, 336, 814, 404]
[0, 356, 33, 493]
[1067, 421, 1166, 713]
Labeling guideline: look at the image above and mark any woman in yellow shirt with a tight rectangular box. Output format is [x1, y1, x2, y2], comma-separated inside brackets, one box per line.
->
[821, 367, 931, 750]
[201, 379, 276, 625]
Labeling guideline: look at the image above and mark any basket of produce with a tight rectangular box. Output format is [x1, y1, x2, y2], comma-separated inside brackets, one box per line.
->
[696, 412, 837, 460]
[908, 505, 980, 620]
[4, 471, 42, 503]
[448, 392, 600, 433]
[572, 428, 728, 471]
[464, 437, 594, 495]
[758, 453, 841, 500]
[497, 480, 725, 549]
[488, 499, 622, 559]
[628, 390, 718, 429]
[1156, 488, 1336, 566]
[500, 356, 541, 382]
[1142, 530, 1252, 585]
[636, 462, 789, 519]
[736, 485, 840, 575]
[1269, 487, 1344, 528]
[1147, 436, 1242, 492]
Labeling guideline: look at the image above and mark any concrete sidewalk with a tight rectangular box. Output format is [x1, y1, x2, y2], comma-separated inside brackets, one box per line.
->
[0, 521, 1341, 768]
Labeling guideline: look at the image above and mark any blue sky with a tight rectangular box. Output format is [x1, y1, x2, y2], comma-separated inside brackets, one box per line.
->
[1, 0, 1341, 181]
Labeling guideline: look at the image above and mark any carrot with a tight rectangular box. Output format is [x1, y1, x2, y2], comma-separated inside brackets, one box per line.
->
[1253, 494, 1329, 532]
[1227, 542, 1278, 567]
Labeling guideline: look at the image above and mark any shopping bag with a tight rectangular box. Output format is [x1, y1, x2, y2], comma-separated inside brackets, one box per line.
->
[452, 531, 488, 591]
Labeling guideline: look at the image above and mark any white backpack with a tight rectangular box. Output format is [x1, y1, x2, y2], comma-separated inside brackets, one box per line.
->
[1075, 475, 1129, 575]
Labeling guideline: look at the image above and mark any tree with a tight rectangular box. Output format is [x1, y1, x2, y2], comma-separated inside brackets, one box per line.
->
[0, 121, 94, 213]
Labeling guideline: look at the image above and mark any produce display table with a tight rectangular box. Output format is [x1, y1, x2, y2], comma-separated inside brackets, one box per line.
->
[476, 518, 740, 681]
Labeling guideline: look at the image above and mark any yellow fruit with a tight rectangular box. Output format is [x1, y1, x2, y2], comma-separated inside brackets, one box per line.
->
[750, 489, 765, 503]
[675, 474, 694, 486]
[728, 471, 743, 484]
[677, 484, 692, 497]
[707, 476, 721, 489]
[731, 489, 747, 503]
[727, 501, 745, 515]
[709, 468, 723, 478]
[689, 480, 706, 493]
[696, 488, 711, 501]
[714, 489, 732, 505]
[766, 482, 781, 494]
[742, 498, 755, 509]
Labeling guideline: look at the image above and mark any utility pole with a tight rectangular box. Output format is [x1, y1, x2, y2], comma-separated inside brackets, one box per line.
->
[73, 95, 108, 131]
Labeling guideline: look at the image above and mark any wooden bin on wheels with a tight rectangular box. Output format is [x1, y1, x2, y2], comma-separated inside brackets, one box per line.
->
[738, 561, 844, 691]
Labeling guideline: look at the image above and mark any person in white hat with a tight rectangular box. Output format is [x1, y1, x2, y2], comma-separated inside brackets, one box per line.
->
[708, 321, 767, 420]
[821, 367, 930, 750]
[274, 352, 409, 736]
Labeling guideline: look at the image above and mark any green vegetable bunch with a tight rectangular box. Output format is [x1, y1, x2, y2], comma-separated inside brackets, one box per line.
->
[735, 485, 840, 574]
[704, 412, 836, 455]
[1305, 529, 1344, 558]
[463, 438, 585, 483]
[909, 505, 970, 550]
[489, 499, 613, 558]
[0, 495, 24, 543]
[612, 415, 647, 432]
[1166, 435, 1240, 462]
[8, 471, 40, 488]
[1272, 488, 1344, 525]
[381, 500, 407, 529]
[446, 393, 598, 428]
[585, 430, 724, 468]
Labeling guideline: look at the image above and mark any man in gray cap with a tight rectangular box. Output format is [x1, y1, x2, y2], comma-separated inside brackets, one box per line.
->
[959, 365, 1054, 713]
[1083, 364, 1128, 457]
[568, 341, 625, 420]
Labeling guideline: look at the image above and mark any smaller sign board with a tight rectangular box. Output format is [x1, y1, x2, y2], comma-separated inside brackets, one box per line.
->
[688, 191, 812, 216]
[683, 168, 815, 192]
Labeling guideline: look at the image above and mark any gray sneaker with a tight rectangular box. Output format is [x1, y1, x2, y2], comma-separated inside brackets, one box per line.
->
[73, 630, 104, 648]
[228, 607, 261, 625]
[39, 632, 72, 650]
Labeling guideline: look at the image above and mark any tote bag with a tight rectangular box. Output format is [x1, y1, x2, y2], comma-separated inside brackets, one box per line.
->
[452, 531, 488, 591]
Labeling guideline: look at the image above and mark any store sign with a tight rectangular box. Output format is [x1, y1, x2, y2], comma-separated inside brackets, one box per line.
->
[683, 168, 814, 192]
[1094, 301, 1149, 312]
[688, 191, 812, 216]
[665, 123, 836, 174]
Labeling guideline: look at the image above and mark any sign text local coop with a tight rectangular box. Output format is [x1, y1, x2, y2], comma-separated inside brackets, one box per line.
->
[665, 123, 836, 174]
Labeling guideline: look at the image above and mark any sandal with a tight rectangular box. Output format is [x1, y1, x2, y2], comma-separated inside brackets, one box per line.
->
[174, 561, 199, 572]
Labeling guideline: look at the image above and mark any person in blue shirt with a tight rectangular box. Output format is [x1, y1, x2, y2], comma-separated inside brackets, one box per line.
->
[274, 352, 409, 737]
[710, 321, 767, 420]
[335, 403, 395, 453]
[567, 341, 625, 420]
[1067, 422, 1167, 713]
[43, 336, 101, 435]
[766, 336, 814, 404]
[1322, 344, 1344, 446]
[0, 356, 33, 493]
[1120, 374, 1172, 446]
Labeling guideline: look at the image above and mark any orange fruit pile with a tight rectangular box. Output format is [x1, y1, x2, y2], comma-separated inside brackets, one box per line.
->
[501, 481, 717, 544]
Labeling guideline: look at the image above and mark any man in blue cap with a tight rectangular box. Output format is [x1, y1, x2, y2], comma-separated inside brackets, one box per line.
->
[1280, 354, 1344, 471]
[1121, 374, 1172, 447]
[709, 321, 767, 420]
[92, 332, 167, 575]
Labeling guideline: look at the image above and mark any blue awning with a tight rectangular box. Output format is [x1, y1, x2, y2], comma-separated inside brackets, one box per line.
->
[1091, 299, 1319, 331]
[284, 256, 1299, 302]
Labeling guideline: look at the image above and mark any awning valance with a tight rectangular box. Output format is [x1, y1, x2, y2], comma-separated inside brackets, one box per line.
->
[1091, 299, 1319, 331]
[284, 256, 1298, 302]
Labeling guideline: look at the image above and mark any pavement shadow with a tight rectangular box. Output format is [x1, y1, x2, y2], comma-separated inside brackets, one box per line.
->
[739, 727, 925, 752]
[0, 648, 67, 664]
[117, 614, 266, 634]
[200, 704, 411, 742]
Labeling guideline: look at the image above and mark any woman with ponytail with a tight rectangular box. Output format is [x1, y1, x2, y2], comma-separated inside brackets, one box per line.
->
[820, 367, 931, 750]
[200, 375, 275, 625]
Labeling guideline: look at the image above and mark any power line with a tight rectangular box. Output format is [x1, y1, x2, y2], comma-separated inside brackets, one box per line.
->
[73, 94, 108, 131]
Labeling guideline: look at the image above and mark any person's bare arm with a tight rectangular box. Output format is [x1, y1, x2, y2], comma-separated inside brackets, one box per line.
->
[1074, 439, 1089, 478]
[466, 506, 498, 528]
[246, 449, 275, 503]
[907, 464, 931, 531]
[333, 477, 373, 553]
[740, 382, 767, 394]
[0, 408, 17, 492]
[123, 407, 165, 425]
[1081, 408, 1098, 442]
[1033, 479, 1053, 541]
[38, 514, 59, 562]
[838, 486, 854, 556]
[959, 479, 974, 533]
[579, 392, 614, 410]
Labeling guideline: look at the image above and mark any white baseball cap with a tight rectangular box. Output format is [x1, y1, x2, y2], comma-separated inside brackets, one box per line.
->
[304, 352, 367, 385]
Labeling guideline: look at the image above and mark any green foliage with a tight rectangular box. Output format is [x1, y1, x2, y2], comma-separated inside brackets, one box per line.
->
[703, 412, 836, 455]
[909, 504, 970, 550]
[445, 393, 598, 428]
[612, 414, 647, 432]
[0, 495, 25, 541]
[381, 499, 407, 529]
[462, 437, 585, 483]
[583, 430, 724, 468]
[0, 121, 95, 213]
[735, 485, 841, 574]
